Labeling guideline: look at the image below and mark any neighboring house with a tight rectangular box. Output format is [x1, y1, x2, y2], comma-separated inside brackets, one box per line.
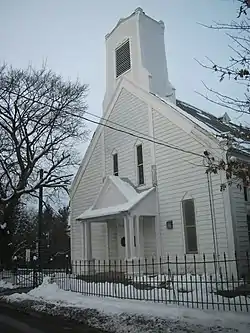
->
[70, 8, 250, 275]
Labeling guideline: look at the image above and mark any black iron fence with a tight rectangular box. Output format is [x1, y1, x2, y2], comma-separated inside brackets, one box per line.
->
[1, 252, 249, 312]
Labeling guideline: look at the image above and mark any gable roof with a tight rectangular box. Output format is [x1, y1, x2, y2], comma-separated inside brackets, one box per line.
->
[175, 100, 250, 154]
[76, 175, 155, 220]
[70, 77, 249, 199]
[176, 100, 233, 136]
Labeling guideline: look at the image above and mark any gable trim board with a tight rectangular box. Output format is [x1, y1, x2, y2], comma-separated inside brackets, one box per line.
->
[70, 78, 125, 198]
[76, 175, 156, 221]
[70, 77, 224, 200]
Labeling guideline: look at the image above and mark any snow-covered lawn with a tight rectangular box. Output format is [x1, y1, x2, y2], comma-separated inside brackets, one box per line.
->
[1, 270, 250, 312]
[0, 271, 18, 289]
[3, 277, 250, 333]
[0, 270, 46, 288]
[0, 279, 18, 289]
[49, 273, 250, 312]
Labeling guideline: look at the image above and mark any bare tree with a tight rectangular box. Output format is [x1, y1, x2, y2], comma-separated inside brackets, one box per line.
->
[0, 65, 89, 245]
[197, 1, 250, 188]
[198, 0, 250, 115]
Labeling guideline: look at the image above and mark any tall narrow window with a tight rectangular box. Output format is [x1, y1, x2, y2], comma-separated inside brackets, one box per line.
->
[247, 215, 250, 243]
[113, 153, 118, 176]
[136, 144, 144, 185]
[244, 186, 248, 201]
[182, 199, 198, 254]
[116, 40, 131, 78]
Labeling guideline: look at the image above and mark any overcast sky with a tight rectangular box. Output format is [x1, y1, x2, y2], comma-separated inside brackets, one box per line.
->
[0, 0, 244, 155]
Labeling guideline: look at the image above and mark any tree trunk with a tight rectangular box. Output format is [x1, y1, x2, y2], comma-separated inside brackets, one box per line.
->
[0, 197, 19, 269]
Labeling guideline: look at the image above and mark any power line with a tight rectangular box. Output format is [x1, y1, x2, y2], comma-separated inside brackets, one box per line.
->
[0, 87, 204, 158]
[84, 110, 205, 158]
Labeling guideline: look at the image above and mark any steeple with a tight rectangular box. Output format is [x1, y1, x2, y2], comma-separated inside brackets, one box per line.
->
[103, 7, 175, 112]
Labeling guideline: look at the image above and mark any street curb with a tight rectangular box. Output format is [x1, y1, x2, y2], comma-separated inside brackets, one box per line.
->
[0, 300, 43, 319]
[0, 297, 109, 332]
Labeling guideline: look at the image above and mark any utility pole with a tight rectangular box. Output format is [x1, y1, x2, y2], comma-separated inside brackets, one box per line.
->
[38, 169, 43, 270]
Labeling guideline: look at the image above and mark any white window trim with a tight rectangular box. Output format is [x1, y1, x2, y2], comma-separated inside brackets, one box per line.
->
[112, 149, 119, 176]
[135, 141, 145, 187]
[181, 197, 199, 255]
[115, 38, 132, 79]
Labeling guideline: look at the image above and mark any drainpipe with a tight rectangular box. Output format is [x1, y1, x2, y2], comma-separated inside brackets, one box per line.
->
[206, 172, 220, 273]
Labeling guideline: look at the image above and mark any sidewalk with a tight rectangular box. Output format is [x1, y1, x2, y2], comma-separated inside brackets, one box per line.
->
[1, 279, 250, 333]
[0, 300, 107, 333]
[0, 284, 108, 333]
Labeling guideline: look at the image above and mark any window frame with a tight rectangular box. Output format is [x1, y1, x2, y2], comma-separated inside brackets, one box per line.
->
[247, 215, 250, 244]
[182, 198, 198, 254]
[113, 152, 119, 176]
[136, 143, 145, 186]
[244, 186, 248, 202]
[115, 39, 131, 78]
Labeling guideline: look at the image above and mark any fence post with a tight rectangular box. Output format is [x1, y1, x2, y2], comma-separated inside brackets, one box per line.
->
[32, 255, 38, 288]
[12, 256, 18, 286]
[65, 255, 69, 275]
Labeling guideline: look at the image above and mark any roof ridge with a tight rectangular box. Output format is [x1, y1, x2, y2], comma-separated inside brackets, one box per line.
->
[176, 99, 218, 120]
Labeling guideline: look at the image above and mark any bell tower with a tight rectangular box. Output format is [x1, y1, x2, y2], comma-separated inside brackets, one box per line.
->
[103, 7, 175, 112]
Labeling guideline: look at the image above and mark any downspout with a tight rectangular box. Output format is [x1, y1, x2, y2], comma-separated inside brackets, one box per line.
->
[148, 106, 162, 261]
[206, 172, 220, 272]
[224, 149, 239, 277]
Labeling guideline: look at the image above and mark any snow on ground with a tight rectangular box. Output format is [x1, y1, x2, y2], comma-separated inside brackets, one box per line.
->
[3, 277, 250, 333]
[51, 273, 249, 312]
[2, 271, 249, 312]
[0, 279, 18, 289]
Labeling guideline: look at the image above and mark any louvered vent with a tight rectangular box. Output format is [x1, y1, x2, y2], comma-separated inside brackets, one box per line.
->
[116, 40, 131, 78]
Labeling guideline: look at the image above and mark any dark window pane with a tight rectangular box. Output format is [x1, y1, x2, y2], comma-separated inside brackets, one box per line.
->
[186, 226, 198, 253]
[182, 199, 195, 226]
[116, 40, 131, 77]
[137, 144, 143, 165]
[121, 237, 125, 247]
[247, 215, 250, 243]
[113, 153, 118, 176]
[244, 187, 248, 201]
[138, 165, 144, 185]
[183, 199, 198, 253]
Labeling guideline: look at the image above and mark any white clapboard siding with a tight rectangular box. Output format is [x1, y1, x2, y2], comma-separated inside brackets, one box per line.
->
[108, 220, 118, 260]
[230, 182, 250, 273]
[152, 108, 231, 261]
[104, 88, 152, 188]
[142, 216, 157, 258]
[70, 137, 105, 261]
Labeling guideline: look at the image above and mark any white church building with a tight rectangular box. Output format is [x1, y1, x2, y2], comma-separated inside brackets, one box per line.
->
[69, 8, 250, 273]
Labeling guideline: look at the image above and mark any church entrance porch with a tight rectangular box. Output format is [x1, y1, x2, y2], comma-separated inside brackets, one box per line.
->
[76, 176, 159, 275]
[107, 215, 157, 262]
[79, 214, 157, 275]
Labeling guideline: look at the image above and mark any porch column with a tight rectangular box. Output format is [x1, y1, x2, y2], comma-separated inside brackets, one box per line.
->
[134, 215, 141, 257]
[84, 222, 92, 260]
[128, 215, 135, 258]
[123, 215, 130, 258]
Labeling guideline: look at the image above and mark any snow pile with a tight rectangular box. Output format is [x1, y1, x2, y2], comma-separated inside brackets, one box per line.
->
[4, 278, 250, 333]
[0, 279, 18, 289]
[14, 271, 45, 287]
[49, 273, 249, 312]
